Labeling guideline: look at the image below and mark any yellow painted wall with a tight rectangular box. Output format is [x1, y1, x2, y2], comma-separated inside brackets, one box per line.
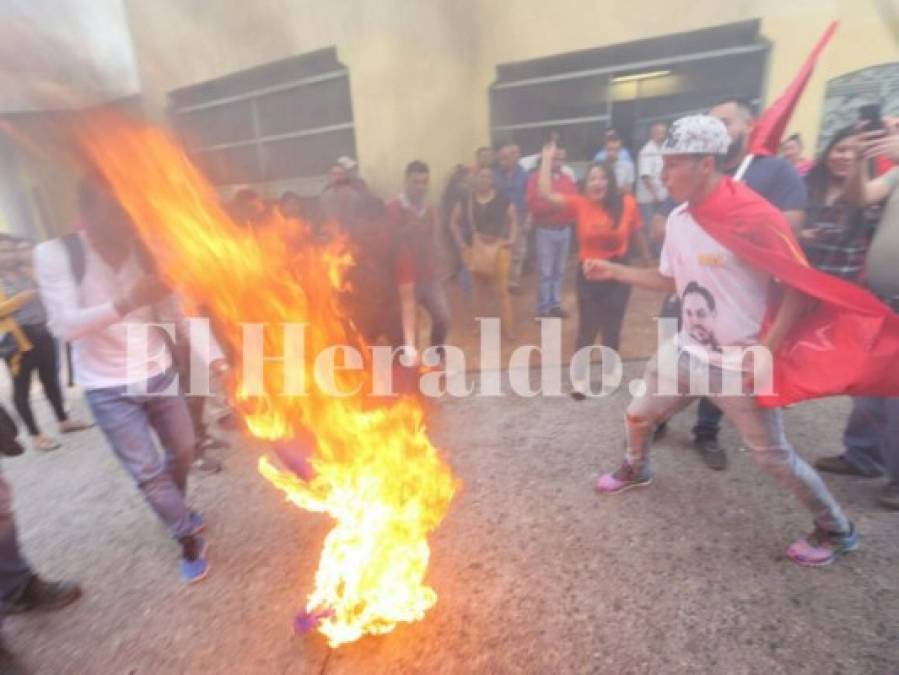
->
[120, 0, 899, 197]
[470, 0, 897, 152]
[124, 0, 479, 199]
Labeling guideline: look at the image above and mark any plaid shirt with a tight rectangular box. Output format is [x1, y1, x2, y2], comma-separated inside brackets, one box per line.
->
[800, 199, 879, 282]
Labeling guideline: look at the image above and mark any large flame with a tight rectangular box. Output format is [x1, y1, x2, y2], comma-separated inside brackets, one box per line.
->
[75, 112, 458, 647]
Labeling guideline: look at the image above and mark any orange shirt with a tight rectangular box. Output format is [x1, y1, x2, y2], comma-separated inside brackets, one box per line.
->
[563, 193, 642, 261]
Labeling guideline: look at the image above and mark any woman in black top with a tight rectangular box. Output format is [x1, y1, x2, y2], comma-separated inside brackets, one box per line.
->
[450, 166, 519, 339]
[0, 237, 91, 451]
[440, 165, 472, 293]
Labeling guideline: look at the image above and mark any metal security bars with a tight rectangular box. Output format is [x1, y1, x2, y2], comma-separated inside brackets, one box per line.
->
[490, 21, 770, 164]
[169, 47, 356, 195]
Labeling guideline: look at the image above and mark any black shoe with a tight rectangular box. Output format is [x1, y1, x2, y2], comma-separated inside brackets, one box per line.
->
[508, 284, 523, 295]
[192, 455, 223, 474]
[877, 483, 899, 511]
[5, 575, 82, 615]
[570, 378, 588, 401]
[0, 645, 26, 675]
[0, 441, 24, 458]
[548, 306, 569, 319]
[653, 421, 668, 440]
[813, 455, 883, 478]
[693, 436, 727, 471]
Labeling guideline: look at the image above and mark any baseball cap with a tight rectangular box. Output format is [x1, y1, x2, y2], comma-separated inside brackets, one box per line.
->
[661, 115, 730, 155]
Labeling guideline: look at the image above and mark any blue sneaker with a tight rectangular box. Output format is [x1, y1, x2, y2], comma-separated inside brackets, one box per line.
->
[189, 510, 206, 534]
[179, 535, 209, 584]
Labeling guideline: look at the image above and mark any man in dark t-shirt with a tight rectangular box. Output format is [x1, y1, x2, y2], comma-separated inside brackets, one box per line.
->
[384, 161, 451, 363]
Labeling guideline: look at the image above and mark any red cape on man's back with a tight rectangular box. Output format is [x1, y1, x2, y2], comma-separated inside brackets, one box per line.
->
[688, 177, 899, 407]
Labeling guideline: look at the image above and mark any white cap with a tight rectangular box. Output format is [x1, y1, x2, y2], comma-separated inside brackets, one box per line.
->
[661, 115, 730, 155]
[336, 156, 357, 171]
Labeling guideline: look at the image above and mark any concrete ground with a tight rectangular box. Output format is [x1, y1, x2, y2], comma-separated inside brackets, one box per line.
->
[2, 363, 897, 675]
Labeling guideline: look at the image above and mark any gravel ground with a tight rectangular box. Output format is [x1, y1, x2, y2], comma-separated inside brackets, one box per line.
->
[2, 363, 897, 675]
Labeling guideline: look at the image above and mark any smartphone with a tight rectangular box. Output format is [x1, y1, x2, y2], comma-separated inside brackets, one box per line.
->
[859, 104, 884, 132]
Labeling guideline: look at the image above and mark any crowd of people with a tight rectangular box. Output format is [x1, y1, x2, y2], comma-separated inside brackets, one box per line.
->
[0, 92, 895, 672]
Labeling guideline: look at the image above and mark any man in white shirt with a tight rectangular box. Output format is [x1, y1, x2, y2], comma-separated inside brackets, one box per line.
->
[588, 115, 856, 567]
[636, 122, 669, 232]
[33, 176, 210, 584]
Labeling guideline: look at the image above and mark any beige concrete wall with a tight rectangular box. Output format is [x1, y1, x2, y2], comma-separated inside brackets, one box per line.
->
[470, 0, 897, 152]
[124, 0, 896, 199]
[124, 0, 479, 198]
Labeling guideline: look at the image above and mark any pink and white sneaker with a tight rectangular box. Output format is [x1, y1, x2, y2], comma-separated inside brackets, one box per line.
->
[786, 522, 859, 567]
[595, 461, 652, 495]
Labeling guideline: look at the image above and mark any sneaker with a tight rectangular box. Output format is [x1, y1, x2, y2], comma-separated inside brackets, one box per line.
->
[189, 510, 206, 534]
[508, 284, 523, 295]
[548, 306, 569, 319]
[179, 535, 209, 584]
[877, 483, 899, 511]
[570, 378, 588, 401]
[693, 436, 727, 471]
[814, 455, 883, 478]
[0, 440, 25, 458]
[5, 575, 82, 615]
[193, 455, 222, 474]
[595, 461, 652, 495]
[199, 436, 228, 452]
[653, 421, 668, 441]
[58, 418, 94, 434]
[0, 645, 26, 675]
[786, 522, 859, 567]
[31, 435, 60, 452]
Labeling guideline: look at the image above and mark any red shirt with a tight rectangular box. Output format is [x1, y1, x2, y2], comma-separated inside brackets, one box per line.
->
[385, 196, 437, 285]
[526, 171, 578, 226]
[563, 193, 642, 261]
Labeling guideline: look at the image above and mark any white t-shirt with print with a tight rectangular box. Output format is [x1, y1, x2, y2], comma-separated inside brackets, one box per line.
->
[659, 203, 771, 359]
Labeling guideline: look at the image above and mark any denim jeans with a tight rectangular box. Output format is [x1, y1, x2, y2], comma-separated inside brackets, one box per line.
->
[509, 212, 530, 287]
[85, 369, 196, 540]
[0, 471, 32, 627]
[535, 226, 571, 315]
[693, 397, 724, 440]
[624, 348, 850, 533]
[842, 396, 899, 485]
[416, 279, 451, 349]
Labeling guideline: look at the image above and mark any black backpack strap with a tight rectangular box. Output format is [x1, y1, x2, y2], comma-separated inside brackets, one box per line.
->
[60, 232, 86, 284]
[60, 232, 156, 283]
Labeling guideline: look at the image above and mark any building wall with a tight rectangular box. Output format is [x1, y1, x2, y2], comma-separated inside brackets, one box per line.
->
[124, 0, 479, 198]
[120, 0, 899, 197]
[470, 0, 897, 153]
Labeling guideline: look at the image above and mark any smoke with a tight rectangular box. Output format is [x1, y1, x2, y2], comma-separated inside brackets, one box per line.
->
[0, 0, 139, 112]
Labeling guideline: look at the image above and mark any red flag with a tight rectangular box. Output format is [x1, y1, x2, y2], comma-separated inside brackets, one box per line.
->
[690, 177, 899, 407]
[748, 21, 839, 156]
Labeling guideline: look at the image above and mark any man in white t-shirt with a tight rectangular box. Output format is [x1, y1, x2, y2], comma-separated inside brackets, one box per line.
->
[586, 115, 856, 567]
[636, 122, 669, 231]
[34, 175, 211, 583]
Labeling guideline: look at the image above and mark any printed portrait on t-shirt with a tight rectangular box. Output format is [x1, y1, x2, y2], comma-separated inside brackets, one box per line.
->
[681, 280, 721, 352]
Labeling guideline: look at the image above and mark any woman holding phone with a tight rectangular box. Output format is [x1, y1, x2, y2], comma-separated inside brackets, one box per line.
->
[797, 126, 878, 282]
